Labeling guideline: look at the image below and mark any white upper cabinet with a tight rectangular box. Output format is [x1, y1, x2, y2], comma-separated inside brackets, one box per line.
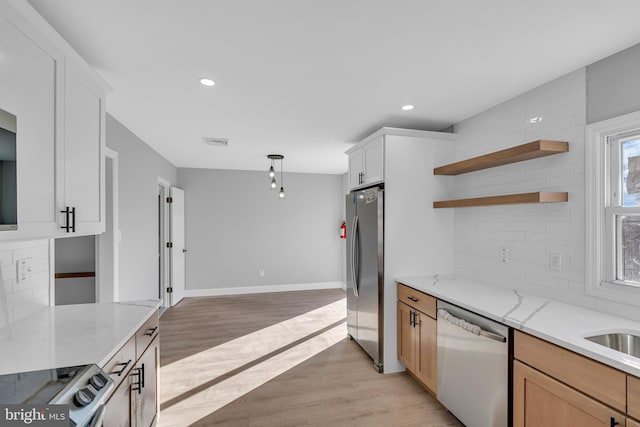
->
[57, 59, 105, 236]
[347, 135, 384, 190]
[0, 11, 59, 240]
[0, 1, 107, 240]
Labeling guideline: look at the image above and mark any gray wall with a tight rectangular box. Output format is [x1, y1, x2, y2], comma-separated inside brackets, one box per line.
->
[587, 43, 640, 124]
[106, 115, 177, 301]
[177, 168, 343, 291]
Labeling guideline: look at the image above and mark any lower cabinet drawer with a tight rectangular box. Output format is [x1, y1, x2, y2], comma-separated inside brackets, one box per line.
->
[397, 283, 436, 318]
[136, 311, 159, 359]
[102, 336, 135, 392]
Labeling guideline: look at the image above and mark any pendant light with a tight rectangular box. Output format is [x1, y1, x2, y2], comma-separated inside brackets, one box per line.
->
[267, 154, 285, 199]
[268, 158, 275, 179]
[279, 156, 285, 199]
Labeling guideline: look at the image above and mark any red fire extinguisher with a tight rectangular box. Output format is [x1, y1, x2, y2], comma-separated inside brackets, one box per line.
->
[340, 221, 347, 239]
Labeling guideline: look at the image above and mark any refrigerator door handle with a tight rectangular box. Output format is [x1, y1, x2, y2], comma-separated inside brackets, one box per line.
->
[351, 215, 359, 298]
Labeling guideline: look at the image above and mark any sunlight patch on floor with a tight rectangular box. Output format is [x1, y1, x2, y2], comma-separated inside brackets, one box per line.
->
[159, 322, 346, 426]
[158, 297, 347, 426]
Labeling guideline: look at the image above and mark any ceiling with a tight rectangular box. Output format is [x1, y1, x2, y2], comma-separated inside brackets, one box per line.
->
[26, 1, 640, 174]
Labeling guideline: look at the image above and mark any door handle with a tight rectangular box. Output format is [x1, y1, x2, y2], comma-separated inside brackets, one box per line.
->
[350, 215, 359, 298]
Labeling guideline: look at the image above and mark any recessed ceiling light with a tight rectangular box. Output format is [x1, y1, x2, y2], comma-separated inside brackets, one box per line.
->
[199, 78, 215, 87]
[401, 105, 414, 111]
[529, 116, 543, 124]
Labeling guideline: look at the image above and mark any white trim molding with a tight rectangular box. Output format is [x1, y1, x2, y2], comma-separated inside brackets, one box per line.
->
[185, 282, 344, 298]
[586, 109, 640, 305]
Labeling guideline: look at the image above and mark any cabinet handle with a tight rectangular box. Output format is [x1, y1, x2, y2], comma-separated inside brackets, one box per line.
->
[407, 296, 419, 302]
[409, 311, 415, 327]
[144, 326, 158, 337]
[59, 206, 77, 233]
[113, 359, 132, 377]
[60, 207, 71, 232]
[132, 368, 143, 394]
[140, 363, 145, 389]
[610, 417, 619, 427]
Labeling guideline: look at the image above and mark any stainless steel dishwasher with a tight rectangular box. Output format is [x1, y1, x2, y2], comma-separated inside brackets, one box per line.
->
[437, 300, 510, 427]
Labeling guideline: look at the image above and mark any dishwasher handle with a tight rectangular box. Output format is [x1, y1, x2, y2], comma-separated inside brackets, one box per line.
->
[438, 309, 506, 343]
[479, 329, 507, 342]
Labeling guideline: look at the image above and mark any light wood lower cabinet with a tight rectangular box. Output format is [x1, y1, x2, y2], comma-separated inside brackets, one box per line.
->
[514, 360, 624, 427]
[134, 336, 159, 427]
[397, 292, 437, 395]
[397, 302, 416, 370]
[103, 373, 132, 427]
[104, 314, 159, 427]
[629, 375, 640, 420]
[414, 312, 437, 392]
[513, 330, 640, 426]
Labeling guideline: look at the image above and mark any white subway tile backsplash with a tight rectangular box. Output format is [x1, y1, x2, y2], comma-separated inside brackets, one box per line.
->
[451, 66, 640, 321]
[452, 68, 588, 304]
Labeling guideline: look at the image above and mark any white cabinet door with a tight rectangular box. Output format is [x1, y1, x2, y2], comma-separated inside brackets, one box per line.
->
[0, 15, 58, 239]
[363, 135, 384, 185]
[58, 59, 105, 235]
[347, 136, 385, 191]
[348, 148, 363, 190]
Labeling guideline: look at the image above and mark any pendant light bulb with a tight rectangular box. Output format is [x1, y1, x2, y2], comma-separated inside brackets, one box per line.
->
[268, 165, 275, 178]
[279, 187, 285, 199]
[270, 177, 277, 189]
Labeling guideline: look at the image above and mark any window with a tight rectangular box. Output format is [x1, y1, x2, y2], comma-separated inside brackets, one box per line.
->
[606, 133, 640, 284]
[587, 110, 640, 303]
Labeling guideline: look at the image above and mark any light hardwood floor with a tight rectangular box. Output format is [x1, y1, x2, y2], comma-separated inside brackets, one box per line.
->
[159, 289, 461, 427]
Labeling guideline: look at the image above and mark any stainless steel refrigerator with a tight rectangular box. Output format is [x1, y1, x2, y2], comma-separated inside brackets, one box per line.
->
[346, 186, 384, 372]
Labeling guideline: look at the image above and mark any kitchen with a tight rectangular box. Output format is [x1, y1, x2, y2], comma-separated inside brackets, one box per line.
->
[2, 0, 640, 426]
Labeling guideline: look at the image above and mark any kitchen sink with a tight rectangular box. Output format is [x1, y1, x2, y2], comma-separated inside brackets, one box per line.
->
[585, 333, 640, 357]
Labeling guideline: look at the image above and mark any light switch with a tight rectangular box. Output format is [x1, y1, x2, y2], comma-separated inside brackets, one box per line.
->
[16, 258, 33, 283]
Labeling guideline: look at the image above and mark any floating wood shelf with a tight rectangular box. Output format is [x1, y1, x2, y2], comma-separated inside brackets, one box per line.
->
[54, 272, 96, 279]
[433, 140, 569, 176]
[433, 192, 568, 208]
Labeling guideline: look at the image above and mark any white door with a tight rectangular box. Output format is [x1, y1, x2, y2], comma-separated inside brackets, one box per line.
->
[170, 187, 185, 306]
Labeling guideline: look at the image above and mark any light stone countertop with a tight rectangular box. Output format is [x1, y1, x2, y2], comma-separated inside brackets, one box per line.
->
[0, 300, 160, 375]
[397, 275, 640, 377]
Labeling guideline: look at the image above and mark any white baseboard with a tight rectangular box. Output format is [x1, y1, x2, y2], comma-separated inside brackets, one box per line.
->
[340, 281, 346, 291]
[185, 282, 344, 297]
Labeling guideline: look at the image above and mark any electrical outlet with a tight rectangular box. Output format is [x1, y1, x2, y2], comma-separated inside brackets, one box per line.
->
[499, 247, 510, 264]
[16, 258, 33, 283]
[259, 269, 265, 277]
[549, 253, 563, 271]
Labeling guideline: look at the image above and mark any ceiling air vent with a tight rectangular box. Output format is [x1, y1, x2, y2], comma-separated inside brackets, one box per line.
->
[203, 137, 229, 147]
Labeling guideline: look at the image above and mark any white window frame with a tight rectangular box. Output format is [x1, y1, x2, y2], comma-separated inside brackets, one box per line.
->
[586, 110, 640, 304]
